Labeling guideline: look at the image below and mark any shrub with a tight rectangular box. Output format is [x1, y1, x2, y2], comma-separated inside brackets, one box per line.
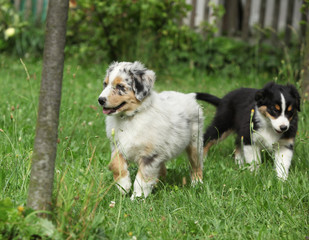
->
[0, 198, 60, 239]
[66, 0, 192, 65]
[0, 0, 45, 57]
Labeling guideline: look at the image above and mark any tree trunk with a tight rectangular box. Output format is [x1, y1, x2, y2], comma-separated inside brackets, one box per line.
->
[285, 0, 295, 46]
[215, 0, 224, 37]
[27, 0, 69, 214]
[271, 0, 281, 43]
[259, 0, 266, 28]
[242, 0, 251, 41]
[223, 0, 239, 37]
[302, 7, 309, 101]
[203, 0, 209, 22]
[300, 0, 307, 45]
[190, 0, 197, 29]
[258, 0, 266, 43]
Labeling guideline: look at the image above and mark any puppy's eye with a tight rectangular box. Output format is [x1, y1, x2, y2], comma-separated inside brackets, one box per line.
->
[103, 82, 107, 88]
[287, 105, 292, 112]
[272, 104, 281, 113]
[116, 84, 125, 91]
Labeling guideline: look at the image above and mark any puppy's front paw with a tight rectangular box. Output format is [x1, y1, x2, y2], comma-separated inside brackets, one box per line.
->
[248, 162, 260, 172]
[116, 175, 132, 194]
[191, 178, 203, 186]
[130, 191, 143, 201]
[277, 172, 288, 181]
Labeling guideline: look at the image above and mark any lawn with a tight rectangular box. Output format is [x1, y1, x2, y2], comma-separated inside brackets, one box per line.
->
[1, 55, 308, 239]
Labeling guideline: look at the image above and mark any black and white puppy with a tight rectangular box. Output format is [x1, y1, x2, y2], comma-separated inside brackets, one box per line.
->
[98, 61, 204, 199]
[196, 82, 300, 180]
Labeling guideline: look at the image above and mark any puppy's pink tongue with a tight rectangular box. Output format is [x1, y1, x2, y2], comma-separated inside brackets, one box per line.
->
[103, 109, 113, 115]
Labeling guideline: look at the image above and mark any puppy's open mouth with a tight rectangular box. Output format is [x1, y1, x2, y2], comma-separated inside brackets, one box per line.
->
[103, 102, 126, 115]
[274, 128, 288, 134]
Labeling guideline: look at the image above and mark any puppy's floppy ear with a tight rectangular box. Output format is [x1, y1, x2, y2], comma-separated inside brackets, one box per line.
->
[130, 61, 156, 101]
[287, 84, 301, 112]
[255, 90, 265, 103]
[255, 82, 275, 104]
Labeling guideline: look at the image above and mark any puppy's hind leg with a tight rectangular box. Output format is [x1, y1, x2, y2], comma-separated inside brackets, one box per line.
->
[109, 151, 132, 194]
[203, 107, 233, 157]
[187, 144, 203, 184]
[187, 119, 204, 184]
[203, 124, 230, 157]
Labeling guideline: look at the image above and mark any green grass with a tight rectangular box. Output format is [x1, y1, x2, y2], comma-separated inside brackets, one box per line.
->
[1, 55, 309, 239]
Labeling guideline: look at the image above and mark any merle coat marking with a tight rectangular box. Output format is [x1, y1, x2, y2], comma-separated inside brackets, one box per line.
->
[98, 61, 204, 199]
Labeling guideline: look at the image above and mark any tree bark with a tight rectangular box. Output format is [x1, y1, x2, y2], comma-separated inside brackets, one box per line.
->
[302, 7, 309, 101]
[271, 0, 281, 43]
[300, 0, 307, 46]
[285, 0, 295, 46]
[242, 0, 251, 41]
[27, 0, 69, 214]
[259, 0, 266, 29]
[215, 0, 224, 37]
[190, 0, 197, 29]
[223, 0, 239, 37]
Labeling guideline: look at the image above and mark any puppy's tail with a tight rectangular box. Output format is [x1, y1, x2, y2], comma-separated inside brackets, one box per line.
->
[195, 92, 221, 107]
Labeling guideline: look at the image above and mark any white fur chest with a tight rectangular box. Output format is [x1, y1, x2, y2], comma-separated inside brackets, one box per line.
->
[253, 108, 282, 149]
[105, 115, 145, 161]
[253, 127, 281, 149]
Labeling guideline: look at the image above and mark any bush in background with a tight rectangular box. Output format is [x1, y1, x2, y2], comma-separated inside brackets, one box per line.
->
[0, 0, 45, 57]
[0, 0, 302, 78]
[66, 0, 191, 65]
[65, 0, 301, 77]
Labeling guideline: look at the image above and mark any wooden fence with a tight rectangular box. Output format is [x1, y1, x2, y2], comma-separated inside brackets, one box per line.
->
[185, 0, 306, 45]
[12, 0, 48, 23]
[12, 0, 307, 45]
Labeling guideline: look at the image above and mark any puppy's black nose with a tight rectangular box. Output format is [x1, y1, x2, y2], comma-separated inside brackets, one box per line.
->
[280, 125, 288, 131]
[98, 97, 107, 106]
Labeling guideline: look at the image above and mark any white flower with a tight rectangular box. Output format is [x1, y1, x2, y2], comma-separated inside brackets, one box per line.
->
[109, 201, 116, 208]
[4, 27, 15, 40]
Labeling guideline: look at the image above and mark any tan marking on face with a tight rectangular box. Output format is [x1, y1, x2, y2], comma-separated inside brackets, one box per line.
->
[265, 111, 276, 120]
[259, 105, 276, 120]
[283, 138, 295, 144]
[112, 76, 123, 87]
[258, 106, 267, 117]
[186, 146, 203, 182]
[106, 85, 141, 113]
[108, 151, 128, 180]
[104, 76, 109, 86]
[287, 105, 292, 112]
[275, 104, 280, 111]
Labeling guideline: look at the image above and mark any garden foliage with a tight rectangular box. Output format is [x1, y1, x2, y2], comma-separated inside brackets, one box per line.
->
[0, 0, 45, 56]
[0, 0, 301, 74]
[0, 198, 59, 239]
